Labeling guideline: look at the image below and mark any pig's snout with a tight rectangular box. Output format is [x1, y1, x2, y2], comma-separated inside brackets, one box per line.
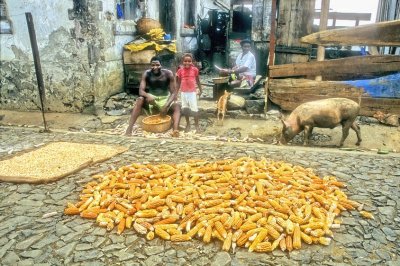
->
[279, 136, 288, 145]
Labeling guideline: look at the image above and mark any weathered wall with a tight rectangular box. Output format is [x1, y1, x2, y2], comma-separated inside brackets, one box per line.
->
[0, 0, 135, 113]
[175, 0, 222, 55]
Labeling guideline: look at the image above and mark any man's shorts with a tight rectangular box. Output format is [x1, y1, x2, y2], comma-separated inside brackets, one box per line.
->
[180, 92, 198, 112]
[145, 94, 170, 115]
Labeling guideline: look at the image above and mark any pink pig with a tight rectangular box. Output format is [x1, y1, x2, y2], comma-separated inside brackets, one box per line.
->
[280, 98, 362, 146]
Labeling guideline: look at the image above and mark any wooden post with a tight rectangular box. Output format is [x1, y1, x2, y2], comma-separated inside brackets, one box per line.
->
[25, 12, 49, 132]
[315, 0, 330, 81]
[266, 0, 278, 113]
[268, 0, 277, 69]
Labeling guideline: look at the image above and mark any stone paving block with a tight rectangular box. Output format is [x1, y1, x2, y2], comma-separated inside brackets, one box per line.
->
[0, 127, 399, 265]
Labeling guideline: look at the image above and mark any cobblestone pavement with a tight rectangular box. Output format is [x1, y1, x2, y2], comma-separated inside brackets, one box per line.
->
[0, 126, 399, 266]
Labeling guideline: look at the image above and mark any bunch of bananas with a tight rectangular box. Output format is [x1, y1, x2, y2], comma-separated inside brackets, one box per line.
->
[147, 28, 165, 41]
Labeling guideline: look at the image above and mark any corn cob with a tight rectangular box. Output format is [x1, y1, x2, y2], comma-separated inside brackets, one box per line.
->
[171, 234, 191, 242]
[264, 224, 280, 240]
[117, 218, 126, 235]
[155, 227, 170, 240]
[359, 211, 374, 220]
[133, 222, 147, 234]
[203, 224, 212, 243]
[215, 221, 228, 238]
[222, 232, 233, 251]
[254, 241, 273, 252]
[136, 209, 158, 218]
[292, 223, 301, 250]
[249, 229, 268, 252]
[286, 235, 293, 252]
[318, 237, 331, 246]
[279, 238, 287, 251]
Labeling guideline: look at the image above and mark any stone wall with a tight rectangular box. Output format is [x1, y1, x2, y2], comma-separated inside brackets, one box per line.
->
[0, 0, 228, 113]
[0, 0, 134, 113]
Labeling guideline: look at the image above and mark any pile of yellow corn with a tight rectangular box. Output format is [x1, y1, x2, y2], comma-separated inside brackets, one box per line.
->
[147, 28, 165, 41]
[64, 157, 373, 252]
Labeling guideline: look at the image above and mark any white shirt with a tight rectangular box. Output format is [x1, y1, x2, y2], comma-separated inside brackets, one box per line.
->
[235, 51, 256, 77]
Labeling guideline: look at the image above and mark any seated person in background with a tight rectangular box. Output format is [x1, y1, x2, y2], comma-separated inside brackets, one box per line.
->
[219, 39, 257, 88]
[125, 56, 181, 137]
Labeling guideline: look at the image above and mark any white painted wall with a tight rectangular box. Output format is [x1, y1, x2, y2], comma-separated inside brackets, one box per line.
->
[0, 0, 74, 61]
[0, 0, 135, 112]
[175, 0, 223, 53]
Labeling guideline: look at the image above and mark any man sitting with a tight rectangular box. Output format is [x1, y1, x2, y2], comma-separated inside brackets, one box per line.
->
[125, 56, 181, 137]
[219, 39, 257, 88]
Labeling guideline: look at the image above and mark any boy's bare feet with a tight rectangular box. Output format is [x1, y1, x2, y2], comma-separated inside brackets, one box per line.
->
[184, 125, 191, 133]
[125, 127, 133, 136]
[124, 125, 138, 136]
[172, 130, 180, 137]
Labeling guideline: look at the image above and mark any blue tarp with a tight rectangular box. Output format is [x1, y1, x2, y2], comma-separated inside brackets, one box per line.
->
[342, 73, 400, 98]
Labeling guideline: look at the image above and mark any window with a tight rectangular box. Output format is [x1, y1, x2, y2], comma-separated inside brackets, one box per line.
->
[116, 0, 142, 21]
[232, 4, 252, 34]
[184, 0, 196, 28]
[0, 0, 12, 34]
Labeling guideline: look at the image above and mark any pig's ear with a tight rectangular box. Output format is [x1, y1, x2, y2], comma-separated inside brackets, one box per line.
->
[281, 119, 289, 128]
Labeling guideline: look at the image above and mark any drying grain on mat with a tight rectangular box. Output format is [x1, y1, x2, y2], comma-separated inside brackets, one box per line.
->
[65, 157, 372, 252]
[0, 142, 127, 183]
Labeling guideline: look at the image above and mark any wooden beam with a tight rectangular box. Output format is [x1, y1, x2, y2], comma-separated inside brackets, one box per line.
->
[269, 55, 400, 78]
[214, 0, 229, 11]
[268, 78, 400, 116]
[268, 0, 277, 67]
[314, 12, 371, 21]
[301, 19, 400, 46]
[316, 0, 329, 81]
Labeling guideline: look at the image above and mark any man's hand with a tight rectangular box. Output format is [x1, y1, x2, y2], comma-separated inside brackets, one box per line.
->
[160, 105, 168, 116]
[219, 69, 230, 76]
[146, 94, 156, 104]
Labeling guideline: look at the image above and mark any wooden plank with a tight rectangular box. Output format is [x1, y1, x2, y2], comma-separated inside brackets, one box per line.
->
[275, 45, 310, 55]
[301, 19, 400, 46]
[315, 0, 329, 81]
[269, 78, 362, 94]
[251, 0, 272, 42]
[269, 93, 400, 116]
[254, 42, 270, 77]
[275, 0, 314, 65]
[268, 78, 400, 116]
[123, 50, 156, 64]
[269, 55, 400, 78]
[314, 12, 371, 21]
[214, 0, 229, 11]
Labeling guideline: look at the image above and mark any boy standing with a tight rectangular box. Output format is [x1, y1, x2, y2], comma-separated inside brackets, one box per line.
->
[176, 53, 203, 133]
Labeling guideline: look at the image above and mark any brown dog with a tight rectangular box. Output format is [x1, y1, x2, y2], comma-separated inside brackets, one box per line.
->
[217, 90, 231, 124]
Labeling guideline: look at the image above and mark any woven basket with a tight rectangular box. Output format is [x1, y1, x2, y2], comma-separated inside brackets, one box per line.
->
[136, 18, 161, 35]
[142, 115, 172, 133]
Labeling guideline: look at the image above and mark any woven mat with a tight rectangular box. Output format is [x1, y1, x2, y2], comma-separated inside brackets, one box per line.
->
[0, 142, 128, 184]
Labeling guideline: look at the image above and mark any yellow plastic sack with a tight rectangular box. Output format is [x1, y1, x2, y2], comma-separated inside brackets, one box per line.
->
[124, 41, 176, 53]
